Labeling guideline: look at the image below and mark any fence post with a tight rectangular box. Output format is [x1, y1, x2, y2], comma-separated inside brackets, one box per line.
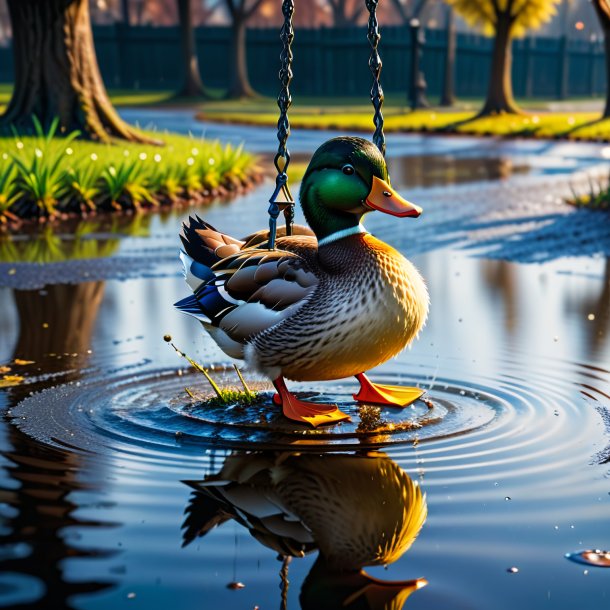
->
[556, 35, 568, 99]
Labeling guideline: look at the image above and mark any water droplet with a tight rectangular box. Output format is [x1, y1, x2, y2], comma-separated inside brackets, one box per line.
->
[554, 526, 560, 530]
[584, 570, 589, 575]
[227, 582, 245, 590]
[127, 592, 136, 599]
[459, 390, 466, 396]
[505, 496, 511, 501]
[588, 313, 596, 321]
[566, 550, 610, 567]
[507, 566, 519, 573]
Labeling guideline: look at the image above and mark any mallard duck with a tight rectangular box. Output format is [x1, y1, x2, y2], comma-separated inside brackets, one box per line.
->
[176, 136, 428, 426]
[183, 451, 428, 610]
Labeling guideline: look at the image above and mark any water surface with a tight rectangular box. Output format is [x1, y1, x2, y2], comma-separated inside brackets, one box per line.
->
[1, 143, 610, 610]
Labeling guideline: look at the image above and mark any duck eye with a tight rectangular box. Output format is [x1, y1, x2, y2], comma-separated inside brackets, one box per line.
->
[342, 164, 355, 175]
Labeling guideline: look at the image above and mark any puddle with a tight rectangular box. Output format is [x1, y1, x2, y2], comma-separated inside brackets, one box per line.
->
[1, 144, 610, 609]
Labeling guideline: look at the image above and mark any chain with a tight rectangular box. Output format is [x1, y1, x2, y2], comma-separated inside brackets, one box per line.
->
[365, 0, 385, 156]
[268, 0, 295, 250]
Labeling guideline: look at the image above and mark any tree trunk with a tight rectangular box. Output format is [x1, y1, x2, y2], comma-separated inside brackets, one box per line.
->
[2, 0, 160, 143]
[479, 14, 521, 116]
[440, 7, 456, 107]
[121, 0, 130, 24]
[176, 0, 209, 97]
[331, 1, 349, 27]
[592, 0, 610, 118]
[226, 17, 256, 99]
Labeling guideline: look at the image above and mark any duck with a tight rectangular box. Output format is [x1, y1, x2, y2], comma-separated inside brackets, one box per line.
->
[176, 136, 429, 427]
[182, 451, 428, 610]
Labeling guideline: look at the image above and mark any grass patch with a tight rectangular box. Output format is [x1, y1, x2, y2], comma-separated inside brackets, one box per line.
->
[165, 336, 262, 407]
[0, 120, 260, 225]
[567, 171, 610, 211]
[195, 96, 609, 142]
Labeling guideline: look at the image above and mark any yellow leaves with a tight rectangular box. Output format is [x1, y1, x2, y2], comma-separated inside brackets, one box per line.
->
[0, 375, 24, 388]
[0, 360, 35, 387]
[447, 0, 561, 35]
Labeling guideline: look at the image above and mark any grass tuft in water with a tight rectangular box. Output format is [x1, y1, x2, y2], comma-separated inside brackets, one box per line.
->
[164, 335, 260, 406]
[567, 170, 610, 211]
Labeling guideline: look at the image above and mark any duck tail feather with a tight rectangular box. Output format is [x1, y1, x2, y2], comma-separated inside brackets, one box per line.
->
[173, 294, 210, 323]
[180, 215, 243, 267]
[180, 250, 215, 292]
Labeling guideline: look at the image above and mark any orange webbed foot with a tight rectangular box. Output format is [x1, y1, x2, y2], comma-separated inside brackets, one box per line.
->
[353, 373, 424, 407]
[273, 377, 351, 428]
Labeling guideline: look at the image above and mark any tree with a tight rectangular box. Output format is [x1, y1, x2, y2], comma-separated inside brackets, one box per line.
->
[389, 0, 428, 25]
[2, 0, 157, 143]
[592, 0, 610, 118]
[176, 0, 214, 97]
[323, 0, 365, 27]
[222, 0, 265, 99]
[446, 0, 560, 116]
[440, 5, 456, 106]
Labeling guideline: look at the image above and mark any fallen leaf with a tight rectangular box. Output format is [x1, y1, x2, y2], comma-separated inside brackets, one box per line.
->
[0, 375, 24, 388]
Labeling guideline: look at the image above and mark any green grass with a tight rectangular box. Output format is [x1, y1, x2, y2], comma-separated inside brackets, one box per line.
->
[567, 170, 610, 211]
[192, 95, 610, 141]
[0, 86, 180, 111]
[198, 105, 610, 140]
[0, 120, 259, 224]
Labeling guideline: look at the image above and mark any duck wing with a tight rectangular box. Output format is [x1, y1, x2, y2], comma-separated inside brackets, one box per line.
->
[175, 216, 319, 356]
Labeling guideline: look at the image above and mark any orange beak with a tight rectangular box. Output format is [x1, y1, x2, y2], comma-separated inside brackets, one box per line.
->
[365, 176, 422, 218]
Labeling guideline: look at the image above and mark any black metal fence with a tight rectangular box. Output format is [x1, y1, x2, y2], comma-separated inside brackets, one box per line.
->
[0, 24, 605, 99]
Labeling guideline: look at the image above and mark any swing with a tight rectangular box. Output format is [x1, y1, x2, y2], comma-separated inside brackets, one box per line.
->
[266, 0, 386, 250]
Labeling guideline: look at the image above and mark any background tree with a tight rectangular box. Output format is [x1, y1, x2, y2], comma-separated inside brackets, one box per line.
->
[176, 0, 217, 97]
[322, 0, 365, 27]
[221, 0, 265, 98]
[446, 0, 560, 116]
[592, 0, 610, 118]
[440, 4, 456, 106]
[2, 0, 157, 143]
[389, 0, 429, 24]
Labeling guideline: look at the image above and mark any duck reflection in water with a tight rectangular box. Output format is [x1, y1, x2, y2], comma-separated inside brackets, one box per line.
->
[182, 451, 427, 610]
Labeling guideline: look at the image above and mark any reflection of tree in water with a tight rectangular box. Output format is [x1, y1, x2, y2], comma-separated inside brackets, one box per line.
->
[481, 259, 517, 335]
[0, 431, 117, 609]
[13, 281, 105, 364]
[1, 278, 115, 608]
[579, 259, 610, 357]
[388, 155, 526, 189]
[183, 452, 428, 610]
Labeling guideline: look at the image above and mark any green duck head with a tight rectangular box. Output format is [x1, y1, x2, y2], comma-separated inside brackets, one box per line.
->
[299, 136, 422, 242]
